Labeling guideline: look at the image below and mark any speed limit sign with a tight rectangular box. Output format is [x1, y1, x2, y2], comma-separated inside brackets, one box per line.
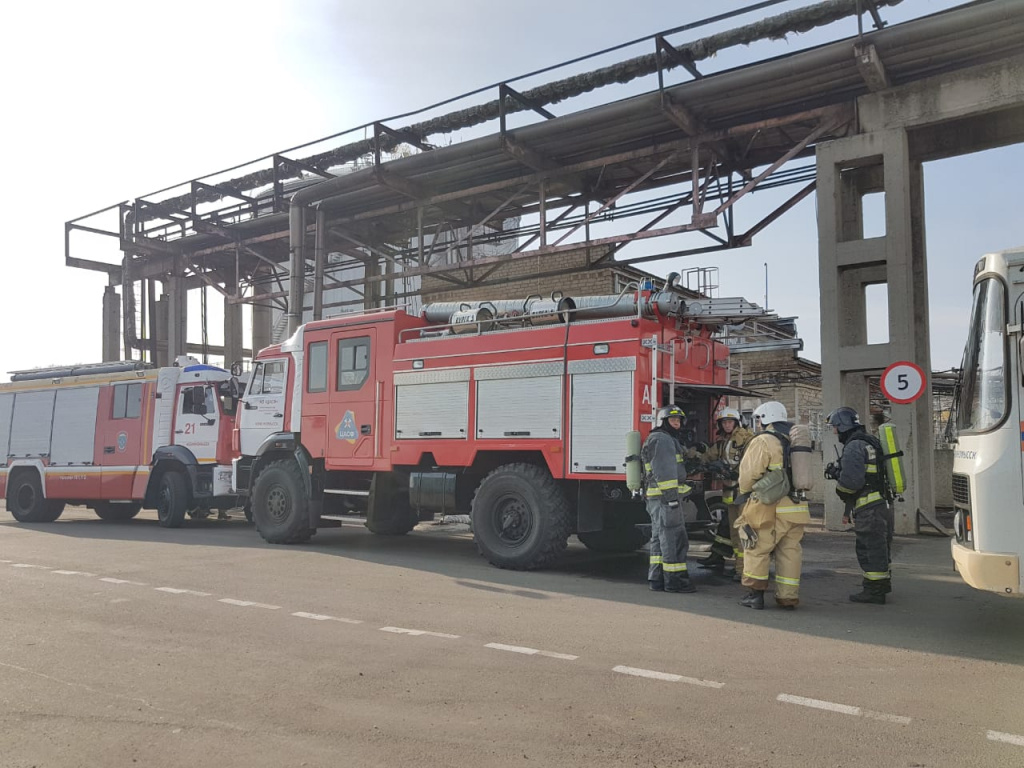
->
[881, 361, 927, 404]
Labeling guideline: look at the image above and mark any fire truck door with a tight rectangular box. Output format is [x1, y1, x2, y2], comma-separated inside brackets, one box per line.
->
[174, 385, 219, 464]
[239, 359, 289, 456]
[100, 382, 146, 499]
[327, 330, 377, 467]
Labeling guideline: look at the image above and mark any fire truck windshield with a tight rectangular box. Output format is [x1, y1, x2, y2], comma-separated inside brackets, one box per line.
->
[956, 276, 1007, 433]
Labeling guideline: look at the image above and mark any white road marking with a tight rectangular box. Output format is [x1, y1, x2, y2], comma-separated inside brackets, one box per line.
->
[988, 730, 1024, 747]
[11, 563, 50, 569]
[0, 559, 12, 563]
[612, 665, 724, 688]
[291, 612, 362, 624]
[777, 694, 911, 725]
[99, 577, 147, 585]
[108, 598, 131, 604]
[379, 626, 460, 639]
[777, 694, 861, 716]
[485, 643, 578, 660]
[51, 570, 96, 577]
[218, 598, 280, 610]
[155, 587, 212, 597]
[864, 710, 913, 725]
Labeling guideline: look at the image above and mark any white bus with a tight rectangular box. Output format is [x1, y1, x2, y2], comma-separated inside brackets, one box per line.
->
[950, 247, 1024, 596]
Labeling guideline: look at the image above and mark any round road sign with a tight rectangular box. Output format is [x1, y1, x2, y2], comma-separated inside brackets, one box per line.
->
[880, 361, 926, 404]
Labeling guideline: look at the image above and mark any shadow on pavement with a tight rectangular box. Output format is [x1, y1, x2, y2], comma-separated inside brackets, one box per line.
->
[4, 507, 1023, 667]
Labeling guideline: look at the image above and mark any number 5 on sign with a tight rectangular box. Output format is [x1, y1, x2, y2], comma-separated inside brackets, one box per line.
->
[881, 361, 927, 404]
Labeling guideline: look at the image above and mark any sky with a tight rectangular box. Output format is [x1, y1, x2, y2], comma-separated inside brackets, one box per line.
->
[1, 0, 1019, 377]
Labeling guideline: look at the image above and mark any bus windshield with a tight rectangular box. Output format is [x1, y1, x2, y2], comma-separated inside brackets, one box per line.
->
[956, 277, 1007, 433]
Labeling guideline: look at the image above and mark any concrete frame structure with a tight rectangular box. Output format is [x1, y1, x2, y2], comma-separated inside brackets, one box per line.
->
[818, 53, 1024, 533]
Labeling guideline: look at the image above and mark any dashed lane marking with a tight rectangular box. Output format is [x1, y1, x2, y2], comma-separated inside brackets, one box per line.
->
[777, 694, 911, 724]
[11, 563, 51, 569]
[51, 570, 96, 577]
[155, 587, 212, 597]
[484, 643, 578, 661]
[99, 578, 147, 586]
[379, 626, 460, 639]
[988, 730, 1024, 747]
[291, 612, 362, 624]
[612, 665, 725, 688]
[218, 598, 281, 610]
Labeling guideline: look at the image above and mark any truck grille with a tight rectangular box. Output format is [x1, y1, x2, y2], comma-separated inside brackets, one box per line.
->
[951, 473, 971, 507]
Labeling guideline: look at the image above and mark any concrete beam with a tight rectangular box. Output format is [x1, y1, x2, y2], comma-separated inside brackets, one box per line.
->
[858, 52, 1024, 133]
[102, 286, 120, 362]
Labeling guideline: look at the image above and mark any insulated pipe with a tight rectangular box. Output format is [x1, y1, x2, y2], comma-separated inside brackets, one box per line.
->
[421, 295, 576, 326]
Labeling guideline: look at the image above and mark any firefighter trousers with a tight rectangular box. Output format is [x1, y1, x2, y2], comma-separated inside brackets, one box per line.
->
[854, 501, 893, 593]
[646, 497, 690, 588]
[740, 515, 805, 607]
[710, 502, 744, 571]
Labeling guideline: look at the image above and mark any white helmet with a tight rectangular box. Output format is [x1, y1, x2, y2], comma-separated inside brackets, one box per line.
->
[717, 407, 741, 424]
[753, 401, 787, 426]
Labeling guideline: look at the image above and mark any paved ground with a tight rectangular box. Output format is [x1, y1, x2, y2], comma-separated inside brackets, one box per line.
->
[2, 507, 1023, 768]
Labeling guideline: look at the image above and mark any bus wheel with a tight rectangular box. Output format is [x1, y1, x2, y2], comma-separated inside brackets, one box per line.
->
[156, 472, 189, 528]
[471, 463, 570, 570]
[94, 502, 142, 521]
[252, 461, 312, 545]
[7, 471, 63, 523]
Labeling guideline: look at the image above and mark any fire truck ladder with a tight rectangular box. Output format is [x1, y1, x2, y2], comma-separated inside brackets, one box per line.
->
[644, 334, 684, 419]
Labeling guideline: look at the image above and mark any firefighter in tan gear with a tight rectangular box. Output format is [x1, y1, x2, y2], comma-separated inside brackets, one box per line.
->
[642, 405, 696, 593]
[697, 407, 754, 580]
[735, 401, 811, 610]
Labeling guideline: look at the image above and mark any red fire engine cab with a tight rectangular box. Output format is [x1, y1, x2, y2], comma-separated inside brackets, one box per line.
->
[1, 357, 242, 526]
[234, 279, 752, 569]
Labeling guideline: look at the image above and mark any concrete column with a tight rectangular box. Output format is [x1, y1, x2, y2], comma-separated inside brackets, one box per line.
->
[164, 274, 188, 365]
[817, 129, 933, 534]
[102, 285, 120, 362]
[154, 298, 169, 368]
[224, 291, 244, 369]
[252, 302, 272, 356]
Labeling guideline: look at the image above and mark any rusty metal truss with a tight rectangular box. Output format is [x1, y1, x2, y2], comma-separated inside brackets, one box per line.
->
[64, 0, 1024, 356]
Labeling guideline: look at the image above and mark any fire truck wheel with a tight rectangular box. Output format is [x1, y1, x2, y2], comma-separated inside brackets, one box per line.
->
[471, 463, 571, 570]
[156, 471, 190, 528]
[252, 460, 312, 544]
[577, 526, 647, 553]
[6, 471, 64, 523]
[93, 502, 142, 521]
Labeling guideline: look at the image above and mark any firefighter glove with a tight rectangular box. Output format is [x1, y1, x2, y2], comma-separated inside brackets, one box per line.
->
[738, 524, 758, 550]
[667, 499, 680, 510]
[824, 462, 841, 481]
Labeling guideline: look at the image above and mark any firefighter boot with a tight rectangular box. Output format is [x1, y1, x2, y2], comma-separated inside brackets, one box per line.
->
[665, 573, 697, 593]
[849, 581, 886, 605]
[649, 580, 665, 592]
[698, 551, 727, 572]
[740, 589, 765, 610]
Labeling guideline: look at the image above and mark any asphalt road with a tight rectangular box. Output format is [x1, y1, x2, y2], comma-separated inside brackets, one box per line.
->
[2, 508, 1023, 768]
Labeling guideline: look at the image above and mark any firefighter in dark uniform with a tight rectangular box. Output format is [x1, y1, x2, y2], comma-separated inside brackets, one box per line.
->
[642, 405, 696, 593]
[826, 407, 895, 605]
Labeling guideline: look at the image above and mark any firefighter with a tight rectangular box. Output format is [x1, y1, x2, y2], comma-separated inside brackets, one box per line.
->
[735, 401, 811, 610]
[642, 405, 696, 593]
[825, 406, 894, 605]
[697, 407, 754, 580]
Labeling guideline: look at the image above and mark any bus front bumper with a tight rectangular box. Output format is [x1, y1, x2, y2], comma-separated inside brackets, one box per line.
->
[951, 540, 1021, 596]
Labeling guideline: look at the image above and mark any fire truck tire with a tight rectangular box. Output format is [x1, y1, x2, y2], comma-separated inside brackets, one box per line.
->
[577, 526, 647, 553]
[156, 471, 189, 528]
[251, 461, 313, 545]
[471, 463, 571, 570]
[7, 472, 64, 523]
[93, 502, 142, 521]
[6, 473, 64, 528]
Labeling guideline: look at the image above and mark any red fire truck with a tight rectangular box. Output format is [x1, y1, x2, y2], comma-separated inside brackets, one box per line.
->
[234, 280, 756, 569]
[1, 357, 242, 526]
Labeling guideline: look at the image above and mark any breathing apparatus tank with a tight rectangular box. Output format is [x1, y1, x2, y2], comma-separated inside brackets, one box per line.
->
[788, 424, 814, 495]
[877, 423, 906, 495]
[625, 431, 643, 493]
